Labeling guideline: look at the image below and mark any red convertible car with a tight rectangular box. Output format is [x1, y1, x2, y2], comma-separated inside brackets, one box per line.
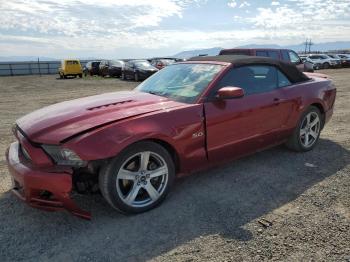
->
[6, 56, 336, 219]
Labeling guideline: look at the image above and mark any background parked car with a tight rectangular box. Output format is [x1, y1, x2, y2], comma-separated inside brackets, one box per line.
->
[58, 59, 83, 78]
[83, 61, 100, 76]
[333, 54, 350, 67]
[300, 55, 321, 70]
[150, 58, 177, 69]
[99, 60, 125, 77]
[121, 60, 158, 81]
[307, 54, 341, 69]
[219, 48, 314, 72]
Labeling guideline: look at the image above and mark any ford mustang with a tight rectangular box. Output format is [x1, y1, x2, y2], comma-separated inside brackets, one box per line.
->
[6, 55, 336, 219]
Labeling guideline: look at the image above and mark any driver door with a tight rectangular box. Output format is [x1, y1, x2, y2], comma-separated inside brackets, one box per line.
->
[204, 65, 295, 162]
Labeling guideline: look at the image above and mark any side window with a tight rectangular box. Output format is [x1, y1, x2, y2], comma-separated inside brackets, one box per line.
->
[281, 50, 290, 61]
[277, 70, 291, 88]
[268, 51, 279, 59]
[256, 51, 268, 57]
[214, 65, 278, 96]
[288, 51, 301, 63]
[127, 62, 134, 68]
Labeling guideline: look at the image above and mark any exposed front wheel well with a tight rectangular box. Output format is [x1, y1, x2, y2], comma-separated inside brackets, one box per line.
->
[101, 139, 181, 174]
[310, 103, 325, 129]
[146, 139, 180, 173]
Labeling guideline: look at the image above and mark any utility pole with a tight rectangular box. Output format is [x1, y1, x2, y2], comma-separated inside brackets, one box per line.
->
[308, 39, 314, 53]
[304, 39, 308, 54]
[303, 39, 314, 54]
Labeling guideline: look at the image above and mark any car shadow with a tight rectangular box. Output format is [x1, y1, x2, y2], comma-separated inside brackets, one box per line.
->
[0, 138, 349, 261]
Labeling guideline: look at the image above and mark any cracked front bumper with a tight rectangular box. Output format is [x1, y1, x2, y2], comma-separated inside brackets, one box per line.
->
[6, 142, 91, 220]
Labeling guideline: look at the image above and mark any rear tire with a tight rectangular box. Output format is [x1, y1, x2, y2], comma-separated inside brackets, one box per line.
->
[134, 72, 139, 82]
[99, 141, 175, 214]
[121, 72, 125, 80]
[78, 74, 82, 78]
[286, 106, 322, 152]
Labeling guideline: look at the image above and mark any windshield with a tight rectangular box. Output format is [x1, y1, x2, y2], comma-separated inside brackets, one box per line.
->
[111, 60, 123, 66]
[135, 61, 154, 69]
[160, 59, 176, 65]
[136, 63, 224, 103]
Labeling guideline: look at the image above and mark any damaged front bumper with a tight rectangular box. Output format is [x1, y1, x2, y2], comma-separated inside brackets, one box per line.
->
[6, 142, 91, 220]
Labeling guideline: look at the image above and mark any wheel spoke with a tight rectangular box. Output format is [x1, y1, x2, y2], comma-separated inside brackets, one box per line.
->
[149, 166, 167, 179]
[144, 183, 160, 201]
[309, 130, 318, 139]
[124, 184, 140, 205]
[304, 133, 309, 146]
[306, 113, 311, 125]
[310, 116, 319, 127]
[140, 152, 150, 171]
[118, 169, 137, 180]
[300, 128, 306, 136]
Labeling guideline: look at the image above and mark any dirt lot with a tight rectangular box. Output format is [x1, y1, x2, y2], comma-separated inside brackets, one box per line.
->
[0, 71, 349, 261]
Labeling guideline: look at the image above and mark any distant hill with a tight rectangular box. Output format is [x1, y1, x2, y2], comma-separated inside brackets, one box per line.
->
[287, 41, 350, 52]
[0, 56, 59, 62]
[236, 44, 281, 49]
[238, 41, 350, 52]
[174, 47, 223, 59]
[174, 41, 350, 58]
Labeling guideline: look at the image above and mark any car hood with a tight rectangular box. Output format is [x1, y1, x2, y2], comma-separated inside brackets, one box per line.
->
[16, 91, 183, 144]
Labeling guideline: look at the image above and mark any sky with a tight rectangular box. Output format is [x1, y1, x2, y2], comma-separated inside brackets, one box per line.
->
[0, 0, 349, 58]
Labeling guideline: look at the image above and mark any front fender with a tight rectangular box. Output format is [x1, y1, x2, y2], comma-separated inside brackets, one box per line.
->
[63, 104, 207, 173]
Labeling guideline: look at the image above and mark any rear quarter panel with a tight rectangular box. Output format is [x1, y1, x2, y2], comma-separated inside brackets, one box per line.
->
[286, 77, 336, 128]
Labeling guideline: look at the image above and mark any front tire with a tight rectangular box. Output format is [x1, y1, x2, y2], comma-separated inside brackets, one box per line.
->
[99, 141, 175, 214]
[323, 62, 330, 69]
[286, 106, 322, 152]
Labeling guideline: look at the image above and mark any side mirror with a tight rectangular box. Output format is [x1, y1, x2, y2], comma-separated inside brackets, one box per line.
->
[217, 87, 244, 99]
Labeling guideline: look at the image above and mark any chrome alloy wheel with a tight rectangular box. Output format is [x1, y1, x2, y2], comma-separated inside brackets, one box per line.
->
[116, 151, 169, 208]
[299, 112, 321, 148]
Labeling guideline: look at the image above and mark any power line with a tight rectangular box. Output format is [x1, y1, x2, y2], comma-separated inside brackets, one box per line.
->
[303, 39, 314, 54]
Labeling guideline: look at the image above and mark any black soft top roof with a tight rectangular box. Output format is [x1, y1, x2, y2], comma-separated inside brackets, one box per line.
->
[188, 55, 310, 83]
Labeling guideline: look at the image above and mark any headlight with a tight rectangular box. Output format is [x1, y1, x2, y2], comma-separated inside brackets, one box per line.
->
[42, 145, 86, 167]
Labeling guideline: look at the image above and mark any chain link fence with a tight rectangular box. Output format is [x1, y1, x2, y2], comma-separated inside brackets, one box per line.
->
[0, 60, 89, 76]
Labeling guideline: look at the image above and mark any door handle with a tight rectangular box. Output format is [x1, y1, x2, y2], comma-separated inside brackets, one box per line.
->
[273, 98, 287, 104]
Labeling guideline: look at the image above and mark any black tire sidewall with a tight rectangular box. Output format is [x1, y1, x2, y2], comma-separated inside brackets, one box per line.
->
[99, 141, 175, 214]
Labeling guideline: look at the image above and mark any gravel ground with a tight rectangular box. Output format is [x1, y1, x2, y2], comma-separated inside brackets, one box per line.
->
[0, 71, 349, 261]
